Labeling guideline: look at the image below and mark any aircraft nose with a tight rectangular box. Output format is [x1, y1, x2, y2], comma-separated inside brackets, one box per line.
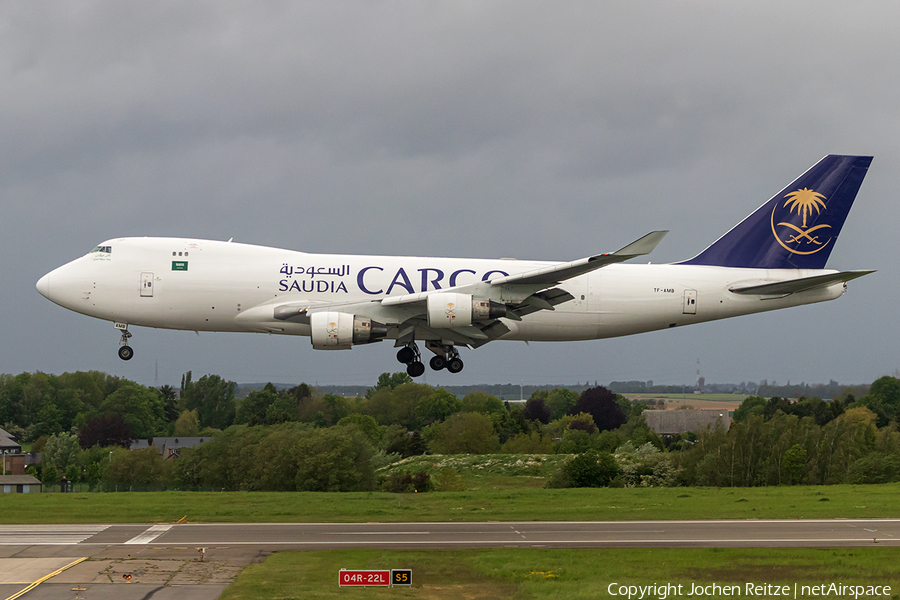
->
[36, 272, 51, 299]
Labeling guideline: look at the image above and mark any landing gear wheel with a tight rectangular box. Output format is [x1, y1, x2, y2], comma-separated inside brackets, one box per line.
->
[447, 357, 464, 374]
[407, 361, 426, 377]
[429, 355, 446, 371]
[397, 346, 415, 364]
[118, 346, 134, 361]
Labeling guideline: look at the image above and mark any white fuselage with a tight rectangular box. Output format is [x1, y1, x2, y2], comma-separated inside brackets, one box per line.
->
[37, 237, 846, 345]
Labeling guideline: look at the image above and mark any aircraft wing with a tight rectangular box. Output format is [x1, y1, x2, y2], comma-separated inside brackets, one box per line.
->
[272, 231, 667, 348]
[728, 270, 874, 296]
[380, 230, 668, 307]
[487, 230, 668, 287]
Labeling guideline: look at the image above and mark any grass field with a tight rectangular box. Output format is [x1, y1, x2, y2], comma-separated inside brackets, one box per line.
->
[6, 483, 899, 524]
[15, 467, 899, 598]
[627, 393, 748, 403]
[626, 393, 747, 412]
[218, 547, 900, 599]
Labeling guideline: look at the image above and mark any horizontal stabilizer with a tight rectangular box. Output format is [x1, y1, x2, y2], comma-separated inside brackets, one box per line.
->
[729, 270, 874, 295]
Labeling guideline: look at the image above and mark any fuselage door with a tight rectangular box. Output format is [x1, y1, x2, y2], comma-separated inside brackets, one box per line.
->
[683, 289, 697, 315]
[140, 272, 154, 297]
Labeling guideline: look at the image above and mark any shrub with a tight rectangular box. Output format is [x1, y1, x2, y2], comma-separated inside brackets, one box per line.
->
[380, 471, 433, 493]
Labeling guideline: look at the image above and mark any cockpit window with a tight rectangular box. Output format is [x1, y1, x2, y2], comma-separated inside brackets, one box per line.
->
[90, 246, 112, 254]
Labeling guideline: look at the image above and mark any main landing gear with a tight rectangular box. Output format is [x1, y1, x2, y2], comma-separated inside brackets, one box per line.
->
[426, 342, 464, 374]
[396, 343, 425, 377]
[397, 342, 465, 377]
[116, 324, 134, 361]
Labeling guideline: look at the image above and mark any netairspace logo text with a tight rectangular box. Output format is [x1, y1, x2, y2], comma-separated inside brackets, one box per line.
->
[607, 582, 893, 599]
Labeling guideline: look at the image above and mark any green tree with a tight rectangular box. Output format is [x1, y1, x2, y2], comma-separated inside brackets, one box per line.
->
[557, 428, 595, 454]
[337, 414, 385, 446]
[460, 392, 504, 415]
[501, 431, 553, 453]
[106, 448, 171, 488]
[732, 396, 767, 423]
[366, 383, 433, 429]
[860, 376, 900, 427]
[415, 389, 462, 425]
[782, 444, 807, 485]
[428, 413, 500, 454]
[181, 375, 236, 430]
[173, 410, 201, 437]
[100, 383, 165, 439]
[492, 404, 529, 443]
[33, 402, 62, 437]
[812, 407, 877, 484]
[41, 464, 59, 487]
[847, 452, 900, 484]
[550, 450, 619, 488]
[523, 397, 551, 424]
[235, 386, 279, 425]
[367, 372, 413, 398]
[546, 388, 578, 420]
[570, 387, 627, 432]
[42, 432, 83, 475]
[322, 393, 349, 425]
[0, 374, 26, 426]
[78, 414, 133, 448]
[158, 385, 179, 423]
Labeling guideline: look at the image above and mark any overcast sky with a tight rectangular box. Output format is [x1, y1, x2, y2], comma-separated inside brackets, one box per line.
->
[4, 1, 899, 389]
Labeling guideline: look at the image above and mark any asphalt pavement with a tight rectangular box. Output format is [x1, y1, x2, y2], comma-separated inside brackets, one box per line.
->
[2, 519, 898, 599]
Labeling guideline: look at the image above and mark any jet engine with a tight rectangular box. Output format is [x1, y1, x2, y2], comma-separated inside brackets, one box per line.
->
[426, 293, 506, 328]
[310, 312, 389, 350]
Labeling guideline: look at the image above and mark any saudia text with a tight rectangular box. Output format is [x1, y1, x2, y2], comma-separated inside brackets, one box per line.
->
[277, 264, 509, 295]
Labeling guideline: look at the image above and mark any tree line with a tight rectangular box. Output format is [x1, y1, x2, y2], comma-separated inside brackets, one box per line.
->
[2, 369, 898, 491]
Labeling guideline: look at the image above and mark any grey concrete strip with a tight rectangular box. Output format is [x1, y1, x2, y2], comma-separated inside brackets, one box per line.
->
[0, 558, 82, 584]
[16, 583, 229, 600]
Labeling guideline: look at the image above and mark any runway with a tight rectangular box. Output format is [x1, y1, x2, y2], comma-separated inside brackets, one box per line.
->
[2, 519, 899, 554]
[2, 520, 897, 599]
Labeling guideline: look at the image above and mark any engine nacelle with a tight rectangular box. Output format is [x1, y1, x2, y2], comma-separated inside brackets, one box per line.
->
[310, 312, 389, 350]
[426, 293, 507, 328]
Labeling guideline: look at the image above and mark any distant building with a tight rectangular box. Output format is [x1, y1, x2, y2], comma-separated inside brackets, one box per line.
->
[644, 409, 730, 435]
[1, 453, 37, 475]
[128, 437, 209, 457]
[156, 437, 208, 459]
[0, 475, 42, 494]
[0, 428, 22, 454]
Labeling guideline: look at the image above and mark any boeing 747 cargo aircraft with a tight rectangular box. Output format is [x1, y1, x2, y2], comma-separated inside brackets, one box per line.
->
[37, 155, 873, 377]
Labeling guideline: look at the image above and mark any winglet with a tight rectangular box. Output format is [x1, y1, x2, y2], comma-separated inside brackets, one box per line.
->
[608, 230, 669, 259]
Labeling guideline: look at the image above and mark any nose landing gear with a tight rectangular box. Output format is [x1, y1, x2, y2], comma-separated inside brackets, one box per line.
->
[115, 323, 134, 361]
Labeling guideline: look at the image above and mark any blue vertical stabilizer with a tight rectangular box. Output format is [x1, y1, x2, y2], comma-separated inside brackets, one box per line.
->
[680, 155, 872, 269]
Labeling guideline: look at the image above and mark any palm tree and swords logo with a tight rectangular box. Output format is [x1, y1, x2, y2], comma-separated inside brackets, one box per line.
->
[770, 188, 833, 255]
